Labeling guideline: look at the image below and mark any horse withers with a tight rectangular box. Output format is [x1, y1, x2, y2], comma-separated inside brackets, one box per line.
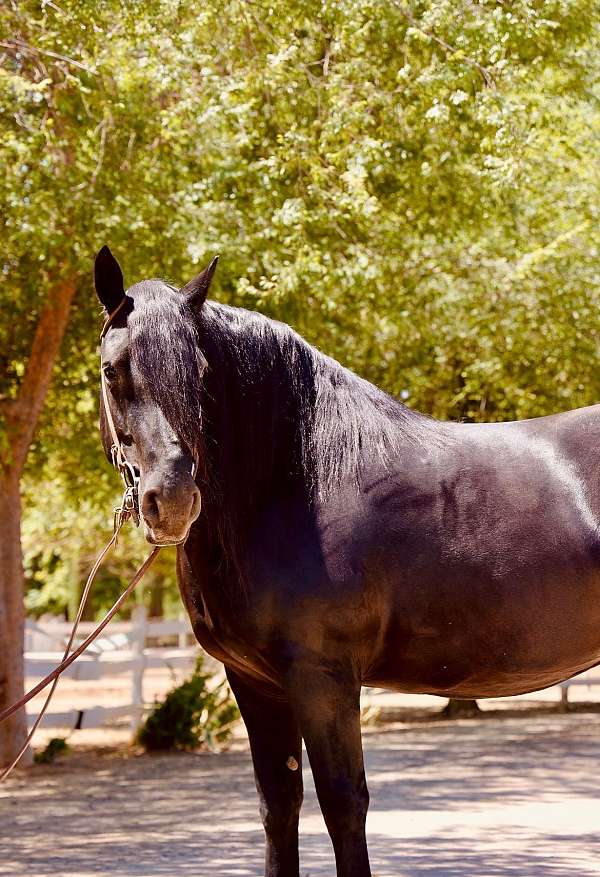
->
[95, 245, 600, 877]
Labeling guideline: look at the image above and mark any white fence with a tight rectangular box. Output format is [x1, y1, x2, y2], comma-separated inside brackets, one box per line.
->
[24, 607, 206, 733]
[24, 609, 600, 734]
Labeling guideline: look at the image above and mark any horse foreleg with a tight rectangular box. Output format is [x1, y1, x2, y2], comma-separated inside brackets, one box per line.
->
[286, 664, 371, 877]
[226, 669, 303, 877]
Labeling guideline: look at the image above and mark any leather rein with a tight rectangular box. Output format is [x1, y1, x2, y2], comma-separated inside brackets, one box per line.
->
[0, 299, 162, 780]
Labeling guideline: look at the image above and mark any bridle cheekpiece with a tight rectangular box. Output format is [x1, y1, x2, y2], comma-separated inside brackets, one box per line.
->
[100, 297, 141, 532]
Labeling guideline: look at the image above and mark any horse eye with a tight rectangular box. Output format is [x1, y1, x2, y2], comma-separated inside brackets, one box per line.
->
[103, 365, 118, 382]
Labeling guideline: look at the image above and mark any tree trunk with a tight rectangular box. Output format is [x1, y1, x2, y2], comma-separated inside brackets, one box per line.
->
[148, 576, 165, 619]
[442, 698, 481, 718]
[0, 278, 77, 767]
[0, 473, 29, 766]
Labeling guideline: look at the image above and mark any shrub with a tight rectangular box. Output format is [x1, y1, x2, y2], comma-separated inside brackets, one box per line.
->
[137, 656, 239, 751]
[34, 737, 69, 763]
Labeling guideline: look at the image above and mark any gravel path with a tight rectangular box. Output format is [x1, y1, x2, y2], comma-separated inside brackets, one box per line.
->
[2, 713, 600, 876]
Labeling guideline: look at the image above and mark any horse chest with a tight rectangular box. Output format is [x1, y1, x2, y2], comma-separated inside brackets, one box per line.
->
[178, 563, 284, 688]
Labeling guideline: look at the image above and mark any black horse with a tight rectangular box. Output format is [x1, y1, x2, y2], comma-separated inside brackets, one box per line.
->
[95, 246, 600, 877]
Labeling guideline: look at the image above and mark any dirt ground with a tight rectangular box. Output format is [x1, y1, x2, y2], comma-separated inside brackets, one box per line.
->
[2, 711, 600, 877]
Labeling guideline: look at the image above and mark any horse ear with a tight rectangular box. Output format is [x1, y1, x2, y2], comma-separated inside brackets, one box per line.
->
[95, 245, 125, 314]
[181, 255, 219, 308]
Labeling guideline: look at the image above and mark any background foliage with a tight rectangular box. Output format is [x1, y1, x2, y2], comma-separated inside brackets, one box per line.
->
[2, 0, 599, 617]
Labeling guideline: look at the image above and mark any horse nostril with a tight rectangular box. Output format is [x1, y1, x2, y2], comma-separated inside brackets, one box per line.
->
[141, 480, 200, 535]
[189, 487, 201, 521]
[142, 489, 161, 527]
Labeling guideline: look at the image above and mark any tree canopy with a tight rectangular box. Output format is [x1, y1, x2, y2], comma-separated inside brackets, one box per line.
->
[2, 0, 599, 619]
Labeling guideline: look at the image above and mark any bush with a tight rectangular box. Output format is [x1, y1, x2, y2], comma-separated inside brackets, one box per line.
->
[137, 656, 239, 751]
[34, 737, 69, 763]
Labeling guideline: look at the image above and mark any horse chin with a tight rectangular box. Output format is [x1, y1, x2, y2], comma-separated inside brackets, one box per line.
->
[143, 524, 190, 547]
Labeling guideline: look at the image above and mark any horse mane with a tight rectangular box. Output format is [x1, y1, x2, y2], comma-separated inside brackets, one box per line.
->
[128, 285, 437, 585]
[195, 303, 439, 586]
[197, 302, 436, 494]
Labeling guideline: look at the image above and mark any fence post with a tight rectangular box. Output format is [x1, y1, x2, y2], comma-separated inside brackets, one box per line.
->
[561, 683, 569, 707]
[130, 605, 147, 735]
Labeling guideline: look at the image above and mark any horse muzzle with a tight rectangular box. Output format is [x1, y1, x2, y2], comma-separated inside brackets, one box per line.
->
[140, 471, 201, 545]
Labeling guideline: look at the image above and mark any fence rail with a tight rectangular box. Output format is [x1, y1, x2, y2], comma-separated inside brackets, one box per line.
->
[24, 607, 203, 733]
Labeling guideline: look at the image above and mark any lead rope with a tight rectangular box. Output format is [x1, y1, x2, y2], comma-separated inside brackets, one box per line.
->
[0, 298, 158, 782]
[0, 541, 160, 781]
[0, 527, 121, 782]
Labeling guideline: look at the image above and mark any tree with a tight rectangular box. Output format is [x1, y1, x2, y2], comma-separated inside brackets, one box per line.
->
[2, 0, 599, 765]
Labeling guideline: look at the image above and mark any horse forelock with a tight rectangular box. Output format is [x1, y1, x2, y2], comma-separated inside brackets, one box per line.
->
[127, 280, 205, 456]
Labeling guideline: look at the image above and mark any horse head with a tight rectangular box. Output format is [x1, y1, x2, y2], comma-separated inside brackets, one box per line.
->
[94, 245, 217, 545]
